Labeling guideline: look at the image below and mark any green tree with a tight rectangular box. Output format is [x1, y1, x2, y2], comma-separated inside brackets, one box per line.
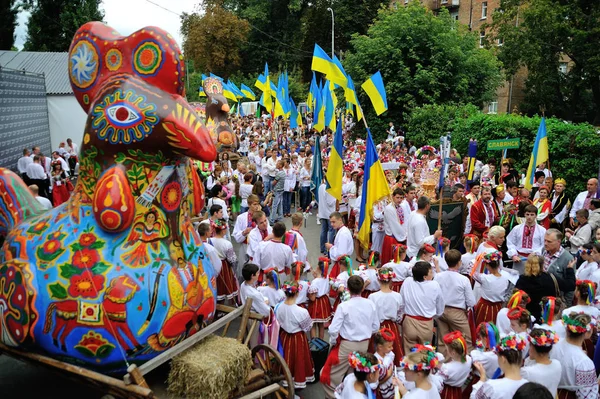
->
[344, 3, 503, 142]
[490, 0, 600, 124]
[0, 0, 20, 50]
[23, 0, 104, 51]
[181, 1, 250, 77]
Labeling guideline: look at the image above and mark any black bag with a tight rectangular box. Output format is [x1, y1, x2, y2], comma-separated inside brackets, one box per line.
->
[309, 337, 329, 382]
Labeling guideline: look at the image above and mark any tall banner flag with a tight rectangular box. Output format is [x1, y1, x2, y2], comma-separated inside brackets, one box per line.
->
[310, 137, 323, 202]
[466, 139, 478, 188]
[524, 117, 549, 189]
[361, 71, 388, 116]
[357, 129, 391, 249]
[438, 134, 451, 190]
[326, 118, 344, 200]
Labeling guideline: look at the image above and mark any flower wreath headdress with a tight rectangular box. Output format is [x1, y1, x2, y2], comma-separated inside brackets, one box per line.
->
[528, 329, 559, 347]
[483, 251, 502, 264]
[377, 267, 396, 282]
[399, 344, 439, 371]
[562, 312, 592, 333]
[495, 332, 527, 353]
[348, 351, 382, 373]
[281, 281, 299, 295]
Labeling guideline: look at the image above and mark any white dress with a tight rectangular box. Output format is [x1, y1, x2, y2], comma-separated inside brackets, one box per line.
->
[439, 356, 473, 388]
[470, 350, 499, 379]
[257, 285, 284, 307]
[369, 290, 403, 323]
[550, 339, 598, 398]
[470, 378, 528, 399]
[334, 373, 369, 399]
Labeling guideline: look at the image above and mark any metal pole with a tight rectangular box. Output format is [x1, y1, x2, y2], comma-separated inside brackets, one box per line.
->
[327, 7, 334, 58]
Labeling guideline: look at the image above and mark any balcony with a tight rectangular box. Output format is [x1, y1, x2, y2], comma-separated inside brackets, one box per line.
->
[433, 0, 460, 9]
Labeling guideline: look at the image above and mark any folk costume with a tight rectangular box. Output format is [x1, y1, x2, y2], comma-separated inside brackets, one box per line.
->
[506, 222, 546, 274]
[469, 198, 499, 239]
[255, 238, 294, 281]
[438, 332, 472, 399]
[209, 226, 239, 301]
[232, 211, 256, 266]
[246, 224, 273, 261]
[329, 225, 354, 279]
[473, 252, 509, 327]
[382, 200, 408, 265]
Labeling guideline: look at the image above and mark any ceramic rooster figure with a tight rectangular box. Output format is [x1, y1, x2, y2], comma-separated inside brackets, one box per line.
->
[0, 22, 219, 374]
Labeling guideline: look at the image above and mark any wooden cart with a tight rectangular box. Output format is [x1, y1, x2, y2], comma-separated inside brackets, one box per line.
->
[0, 299, 294, 399]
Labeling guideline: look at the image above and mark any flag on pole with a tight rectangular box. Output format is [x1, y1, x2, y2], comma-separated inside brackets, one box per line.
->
[357, 129, 392, 249]
[438, 134, 451, 190]
[311, 44, 346, 84]
[310, 137, 323, 202]
[198, 86, 206, 97]
[345, 75, 363, 121]
[313, 86, 325, 132]
[222, 82, 238, 102]
[307, 72, 318, 111]
[323, 81, 336, 131]
[240, 83, 256, 100]
[289, 97, 300, 129]
[466, 139, 478, 186]
[326, 118, 344, 200]
[254, 73, 265, 92]
[361, 71, 388, 116]
[261, 63, 273, 112]
[524, 117, 549, 189]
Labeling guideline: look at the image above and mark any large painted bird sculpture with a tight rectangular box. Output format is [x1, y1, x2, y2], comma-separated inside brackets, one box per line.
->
[0, 22, 218, 374]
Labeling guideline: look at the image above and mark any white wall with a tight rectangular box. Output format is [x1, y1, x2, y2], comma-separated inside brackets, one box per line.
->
[47, 95, 87, 151]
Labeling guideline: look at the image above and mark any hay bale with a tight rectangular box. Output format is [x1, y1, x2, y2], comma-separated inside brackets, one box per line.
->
[168, 335, 252, 399]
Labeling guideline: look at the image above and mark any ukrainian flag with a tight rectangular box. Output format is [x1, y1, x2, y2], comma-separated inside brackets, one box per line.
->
[290, 97, 302, 129]
[307, 72, 318, 111]
[254, 74, 265, 92]
[262, 63, 273, 112]
[361, 71, 388, 116]
[524, 117, 549, 189]
[345, 75, 363, 121]
[241, 83, 256, 100]
[311, 44, 346, 85]
[198, 86, 206, 97]
[227, 80, 244, 99]
[323, 81, 336, 131]
[313, 88, 325, 132]
[326, 118, 344, 200]
[222, 82, 238, 102]
[357, 129, 391, 249]
[331, 55, 348, 89]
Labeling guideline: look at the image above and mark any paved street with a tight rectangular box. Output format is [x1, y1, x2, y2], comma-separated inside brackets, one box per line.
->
[0, 211, 327, 399]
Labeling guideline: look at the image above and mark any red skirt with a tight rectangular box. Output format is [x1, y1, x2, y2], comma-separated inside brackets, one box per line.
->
[308, 295, 332, 323]
[557, 389, 576, 399]
[332, 295, 342, 315]
[474, 298, 502, 327]
[462, 374, 479, 399]
[583, 338, 594, 360]
[390, 281, 403, 293]
[217, 260, 239, 300]
[441, 385, 461, 399]
[280, 330, 315, 389]
[380, 235, 401, 265]
[52, 183, 70, 206]
[368, 319, 403, 366]
[361, 290, 374, 298]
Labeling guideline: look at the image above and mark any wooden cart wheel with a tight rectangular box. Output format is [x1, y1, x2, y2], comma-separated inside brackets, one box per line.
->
[251, 344, 294, 399]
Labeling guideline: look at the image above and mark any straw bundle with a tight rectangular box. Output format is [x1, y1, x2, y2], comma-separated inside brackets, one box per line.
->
[168, 335, 252, 399]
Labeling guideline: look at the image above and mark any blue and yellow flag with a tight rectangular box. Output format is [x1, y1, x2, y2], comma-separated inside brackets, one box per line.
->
[198, 86, 206, 97]
[290, 97, 302, 129]
[357, 129, 391, 249]
[262, 63, 273, 112]
[524, 117, 549, 189]
[361, 71, 388, 116]
[326, 118, 344, 200]
[466, 139, 478, 184]
[345, 75, 363, 121]
[240, 83, 256, 100]
[311, 44, 346, 85]
[313, 85, 325, 132]
[255, 73, 265, 92]
[227, 80, 244, 99]
[310, 137, 323, 203]
[331, 55, 348, 89]
[323, 81, 336, 131]
[222, 82, 238, 102]
[307, 72, 318, 111]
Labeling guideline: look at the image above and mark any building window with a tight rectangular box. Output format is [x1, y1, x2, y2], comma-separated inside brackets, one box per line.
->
[488, 101, 498, 114]
[559, 62, 568, 74]
[450, 11, 459, 21]
[481, 1, 488, 19]
[404, 0, 409, 4]
[497, 37, 504, 46]
[442, 0, 448, 3]
[479, 31, 485, 48]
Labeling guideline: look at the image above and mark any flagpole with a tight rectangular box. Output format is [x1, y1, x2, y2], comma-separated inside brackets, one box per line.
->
[438, 136, 444, 231]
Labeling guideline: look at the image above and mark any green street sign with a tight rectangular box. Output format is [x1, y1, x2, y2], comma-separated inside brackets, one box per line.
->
[487, 138, 521, 151]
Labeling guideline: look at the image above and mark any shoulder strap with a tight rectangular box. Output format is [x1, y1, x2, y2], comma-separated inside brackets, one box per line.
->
[549, 272, 560, 297]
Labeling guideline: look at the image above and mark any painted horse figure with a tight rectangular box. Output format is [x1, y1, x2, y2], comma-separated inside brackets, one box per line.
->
[0, 22, 220, 374]
[43, 275, 141, 354]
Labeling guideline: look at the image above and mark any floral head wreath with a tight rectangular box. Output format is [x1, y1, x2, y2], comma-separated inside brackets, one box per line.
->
[528, 329, 559, 347]
[348, 351, 381, 373]
[507, 307, 530, 322]
[443, 331, 467, 362]
[507, 290, 530, 309]
[379, 327, 396, 342]
[576, 280, 597, 305]
[562, 312, 592, 333]
[392, 244, 407, 263]
[281, 281, 299, 295]
[496, 332, 527, 353]
[318, 256, 330, 277]
[423, 244, 436, 254]
[400, 344, 438, 371]
[475, 322, 499, 351]
[377, 267, 396, 282]
[210, 219, 228, 231]
[483, 251, 502, 264]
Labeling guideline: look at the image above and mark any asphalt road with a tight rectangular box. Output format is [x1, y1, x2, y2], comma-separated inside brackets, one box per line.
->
[0, 210, 328, 399]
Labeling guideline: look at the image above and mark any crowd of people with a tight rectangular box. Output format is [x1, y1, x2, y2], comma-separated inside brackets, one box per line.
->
[194, 112, 600, 399]
[16, 139, 78, 209]
[16, 111, 600, 399]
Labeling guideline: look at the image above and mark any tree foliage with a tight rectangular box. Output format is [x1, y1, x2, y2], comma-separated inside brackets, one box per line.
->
[0, 0, 20, 50]
[23, 0, 104, 51]
[181, 1, 250, 77]
[489, 0, 600, 124]
[406, 103, 600, 199]
[344, 3, 503, 142]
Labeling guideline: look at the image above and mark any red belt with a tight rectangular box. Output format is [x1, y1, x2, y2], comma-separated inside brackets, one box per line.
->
[517, 251, 531, 257]
[405, 314, 432, 321]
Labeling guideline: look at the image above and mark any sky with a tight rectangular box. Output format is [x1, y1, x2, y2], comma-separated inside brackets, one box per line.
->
[14, 0, 199, 50]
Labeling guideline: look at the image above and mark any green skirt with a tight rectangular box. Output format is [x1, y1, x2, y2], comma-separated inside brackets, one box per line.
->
[231, 195, 241, 213]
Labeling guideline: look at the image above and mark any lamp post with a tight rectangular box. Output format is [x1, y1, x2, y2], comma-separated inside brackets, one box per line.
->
[326, 7, 334, 58]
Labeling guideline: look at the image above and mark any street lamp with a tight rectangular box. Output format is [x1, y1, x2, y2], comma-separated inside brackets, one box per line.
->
[326, 7, 334, 58]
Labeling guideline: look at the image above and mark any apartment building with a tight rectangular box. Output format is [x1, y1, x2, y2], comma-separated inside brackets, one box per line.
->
[394, 0, 527, 115]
